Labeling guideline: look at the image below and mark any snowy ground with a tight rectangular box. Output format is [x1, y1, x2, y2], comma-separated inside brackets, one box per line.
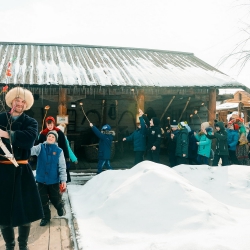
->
[67, 162, 250, 250]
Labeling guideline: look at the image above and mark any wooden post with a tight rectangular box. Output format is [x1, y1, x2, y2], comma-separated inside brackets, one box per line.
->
[238, 102, 242, 118]
[244, 110, 248, 123]
[178, 97, 191, 122]
[208, 88, 216, 124]
[101, 99, 105, 127]
[115, 100, 118, 140]
[160, 96, 175, 121]
[136, 90, 145, 123]
[58, 88, 67, 116]
[137, 90, 145, 111]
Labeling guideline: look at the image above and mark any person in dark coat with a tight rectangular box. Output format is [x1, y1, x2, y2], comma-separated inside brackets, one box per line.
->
[139, 109, 162, 163]
[0, 87, 43, 250]
[175, 121, 189, 165]
[123, 115, 146, 165]
[31, 130, 67, 227]
[90, 123, 115, 174]
[188, 129, 199, 165]
[38, 116, 70, 182]
[166, 120, 179, 167]
[203, 121, 229, 166]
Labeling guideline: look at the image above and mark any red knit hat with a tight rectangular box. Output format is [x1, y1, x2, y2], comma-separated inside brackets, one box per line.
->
[45, 116, 55, 124]
[233, 124, 239, 130]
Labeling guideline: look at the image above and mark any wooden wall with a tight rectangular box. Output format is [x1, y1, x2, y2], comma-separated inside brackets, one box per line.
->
[24, 94, 209, 150]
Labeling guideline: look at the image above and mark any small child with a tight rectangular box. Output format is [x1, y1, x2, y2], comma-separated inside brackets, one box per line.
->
[123, 115, 146, 165]
[139, 109, 162, 163]
[194, 122, 213, 165]
[175, 121, 189, 165]
[31, 130, 67, 226]
[227, 123, 240, 164]
[166, 120, 179, 167]
[90, 123, 115, 174]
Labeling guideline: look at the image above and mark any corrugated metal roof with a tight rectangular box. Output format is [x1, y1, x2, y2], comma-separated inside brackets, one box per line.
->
[0, 42, 244, 88]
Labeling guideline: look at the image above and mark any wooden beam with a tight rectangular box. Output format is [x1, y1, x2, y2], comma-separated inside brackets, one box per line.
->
[101, 100, 105, 127]
[160, 96, 175, 121]
[115, 100, 118, 139]
[238, 102, 242, 118]
[58, 88, 67, 116]
[208, 88, 216, 124]
[178, 97, 191, 122]
[137, 90, 145, 112]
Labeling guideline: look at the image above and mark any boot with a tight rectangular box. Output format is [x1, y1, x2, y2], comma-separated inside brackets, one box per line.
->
[0, 226, 15, 250]
[18, 225, 30, 250]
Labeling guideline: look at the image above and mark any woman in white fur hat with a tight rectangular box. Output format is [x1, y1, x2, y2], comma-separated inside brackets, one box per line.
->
[0, 87, 43, 250]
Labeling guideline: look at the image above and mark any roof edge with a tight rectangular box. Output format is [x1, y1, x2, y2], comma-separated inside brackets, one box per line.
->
[0, 41, 194, 55]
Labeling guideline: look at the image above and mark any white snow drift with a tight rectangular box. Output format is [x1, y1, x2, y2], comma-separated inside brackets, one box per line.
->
[68, 161, 250, 250]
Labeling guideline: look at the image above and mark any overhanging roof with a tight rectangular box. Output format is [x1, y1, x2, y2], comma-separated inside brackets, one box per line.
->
[0, 42, 245, 88]
[216, 102, 239, 111]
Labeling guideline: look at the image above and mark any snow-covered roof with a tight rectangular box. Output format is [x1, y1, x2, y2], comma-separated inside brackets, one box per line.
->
[0, 42, 244, 88]
[216, 102, 239, 111]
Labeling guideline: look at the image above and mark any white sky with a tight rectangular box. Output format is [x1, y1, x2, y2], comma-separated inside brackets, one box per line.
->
[67, 161, 250, 250]
[0, 0, 250, 88]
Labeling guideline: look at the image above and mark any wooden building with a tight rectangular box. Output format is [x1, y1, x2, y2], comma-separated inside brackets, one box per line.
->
[0, 42, 247, 156]
[217, 90, 250, 123]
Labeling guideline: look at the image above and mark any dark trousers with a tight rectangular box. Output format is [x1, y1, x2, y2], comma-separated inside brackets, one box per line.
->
[134, 151, 144, 165]
[147, 149, 160, 163]
[37, 183, 64, 220]
[97, 159, 112, 174]
[228, 150, 240, 165]
[212, 155, 229, 166]
[66, 168, 71, 183]
[197, 154, 209, 165]
[177, 156, 188, 165]
[169, 153, 178, 167]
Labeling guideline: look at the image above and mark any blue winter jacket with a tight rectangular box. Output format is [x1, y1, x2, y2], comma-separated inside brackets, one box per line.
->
[227, 129, 239, 151]
[31, 142, 67, 184]
[92, 126, 115, 160]
[195, 127, 213, 158]
[125, 116, 146, 151]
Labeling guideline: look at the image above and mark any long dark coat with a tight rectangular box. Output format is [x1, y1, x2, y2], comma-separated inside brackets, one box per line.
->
[175, 127, 189, 158]
[125, 116, 146, 152]
[0, 112, 43, 227]
[206, 121, 229, 156]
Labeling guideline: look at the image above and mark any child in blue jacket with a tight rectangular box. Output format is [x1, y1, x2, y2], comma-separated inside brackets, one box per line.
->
[194, 122, 213, 165]
[227, 123, 240, 164]
[123, 116, 146, 165]
[31, 130, 67, 227]
[90, 123, 115, 174]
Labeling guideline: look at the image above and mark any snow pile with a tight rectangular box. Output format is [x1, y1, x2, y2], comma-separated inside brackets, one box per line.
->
[68, 161, 250, 250]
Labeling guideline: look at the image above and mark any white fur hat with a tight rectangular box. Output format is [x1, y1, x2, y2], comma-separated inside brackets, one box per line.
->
[201, 122, 210, 130]
[5, 87, 34, 110]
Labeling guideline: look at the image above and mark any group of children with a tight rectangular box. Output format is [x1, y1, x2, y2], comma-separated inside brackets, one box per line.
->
[166, 116, 250, 167]
[32, 112, 250, 227]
